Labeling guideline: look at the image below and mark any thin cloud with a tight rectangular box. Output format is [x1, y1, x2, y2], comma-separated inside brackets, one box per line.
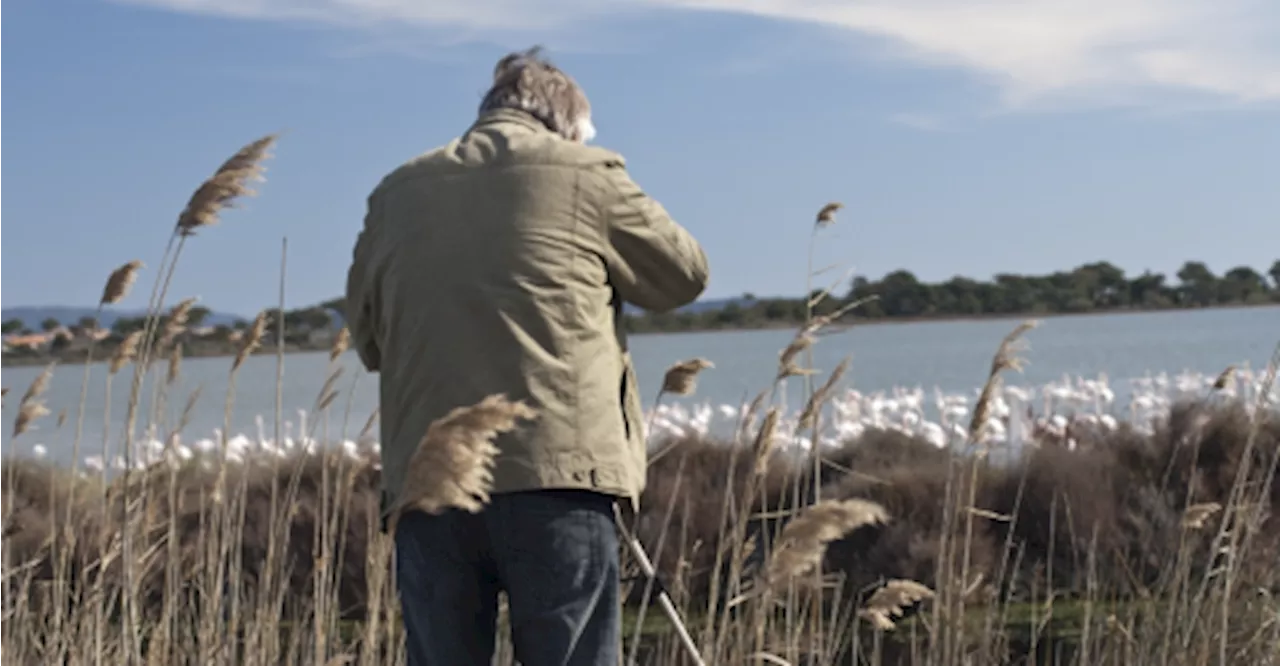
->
[115, 0, 1280, 110]
[115, 0, 609, 31]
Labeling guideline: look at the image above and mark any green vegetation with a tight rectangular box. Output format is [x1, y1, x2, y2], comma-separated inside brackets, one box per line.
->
[0, 304, 343, 367]
[624, 259, 1280, 333]
[6, 259, 1278, 368]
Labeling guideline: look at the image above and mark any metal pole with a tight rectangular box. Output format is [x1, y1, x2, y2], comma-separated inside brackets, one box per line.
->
[613, 505, 707, 666]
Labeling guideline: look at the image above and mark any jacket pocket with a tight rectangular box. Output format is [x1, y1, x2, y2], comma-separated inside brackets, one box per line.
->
[619, 352, 642, 442]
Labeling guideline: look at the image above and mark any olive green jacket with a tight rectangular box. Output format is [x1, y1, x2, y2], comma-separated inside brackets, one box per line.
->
[345, 109, 709, 517]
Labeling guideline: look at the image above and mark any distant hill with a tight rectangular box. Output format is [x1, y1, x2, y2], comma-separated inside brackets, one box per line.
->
[1, 306, 246, 330]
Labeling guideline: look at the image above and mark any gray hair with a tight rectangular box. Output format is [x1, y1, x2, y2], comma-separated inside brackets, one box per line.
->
[478, 47, 596, 143]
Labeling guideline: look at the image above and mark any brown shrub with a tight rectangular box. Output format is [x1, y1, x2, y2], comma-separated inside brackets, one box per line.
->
[824, 457, 1002, 601]
[2, 397, 1276, 622]
[1, 459, 101, 579]
[634, 434, 798, 604]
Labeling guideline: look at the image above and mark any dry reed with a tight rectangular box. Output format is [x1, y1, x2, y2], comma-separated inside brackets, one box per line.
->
[20, 362, 55, 406]
[330, 327, 351, 363]
[176, 135, 278, 236]
[1211, 365, 1236, 391]
[233, 312, 269, 372]
[752, 408, 782, 477]
[968, 320, 1038, 441]
[815, 202, 843, 227]
[1181, 502, 1222, 529]
[4, 139, 1276, 666]
[857, 580, 935, 631]
[796, 357, 849, 431]
[12, 402, 51, 438]
[100, 260, 144, 306]
[386, 394, 537, 531]
[662, 358, 715, 396]
[766, 499, 888, 587]
[109, 331, 143, 375]
[777, 332, 817, 381]
[160, 297, 198, 348]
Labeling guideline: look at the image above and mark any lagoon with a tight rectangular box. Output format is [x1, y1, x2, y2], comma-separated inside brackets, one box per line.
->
[3, 305, 1276, 465]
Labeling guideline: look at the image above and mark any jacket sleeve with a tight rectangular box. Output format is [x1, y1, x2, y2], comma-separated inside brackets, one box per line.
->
[597, 159, 710, 313]
[345, 195, 383, 372]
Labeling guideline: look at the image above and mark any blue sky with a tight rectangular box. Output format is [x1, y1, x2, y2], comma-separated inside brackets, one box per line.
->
[3, 0, 1278, 317]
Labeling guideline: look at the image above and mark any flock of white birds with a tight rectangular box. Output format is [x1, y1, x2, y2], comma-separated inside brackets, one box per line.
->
[24, 365, 1279, 474]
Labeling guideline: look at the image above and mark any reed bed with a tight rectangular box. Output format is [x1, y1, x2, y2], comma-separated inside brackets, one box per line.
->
[3, 134, 1279, 666]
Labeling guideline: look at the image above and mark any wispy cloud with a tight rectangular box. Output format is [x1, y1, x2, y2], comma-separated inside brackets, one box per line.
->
[113, 0, 614, 32]
[114, 0, 1280, 110]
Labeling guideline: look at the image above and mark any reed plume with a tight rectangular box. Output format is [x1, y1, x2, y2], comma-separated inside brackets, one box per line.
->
[661, 358, 715, 396]
[738, 390, 769, 442]
[233, 312, 269, 372]
[1182, 502, 1222, 530]
[110, 331, 144, 375]
[12, 365, 54, 437]
[176, 134, 279, 237]
[330, 327, 351, 363]
[777, 331, 817, 381]
[13, 401, 51, 438]
[804, 295, 879, 335]
[968, 320, 1039, 441]
[795, 356, 850, 431]
[815, 202, 843, 227]
[160, 297, 198, 348]
[21, 363, 55, 406]
[646, 358, 716, 466]
[766, 498, 888, 587]
[1211, 365, 1236, 391]
[100, 260, 145, 306]
[858, 579, 936, 631]
[388, 394, 537, 531]
[751, 407, 781, 477]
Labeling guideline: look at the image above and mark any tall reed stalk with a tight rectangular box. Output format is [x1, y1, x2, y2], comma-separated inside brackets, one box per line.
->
[4, 137, 1277, 666]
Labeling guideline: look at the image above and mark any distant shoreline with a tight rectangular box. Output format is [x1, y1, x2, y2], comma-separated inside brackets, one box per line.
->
[0, 341, 328, 369]
[4, 302, 1275, 369]
[627, 301, 1280, 336]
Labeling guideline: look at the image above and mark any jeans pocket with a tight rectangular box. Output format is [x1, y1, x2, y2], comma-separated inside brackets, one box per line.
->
[498, 491, 614, 579]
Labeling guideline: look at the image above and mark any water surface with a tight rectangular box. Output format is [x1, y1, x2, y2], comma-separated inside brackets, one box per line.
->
[3, 306, 1276, 463]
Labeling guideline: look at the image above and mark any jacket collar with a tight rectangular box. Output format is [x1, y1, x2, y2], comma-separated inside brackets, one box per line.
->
[469, 108, 553, 135]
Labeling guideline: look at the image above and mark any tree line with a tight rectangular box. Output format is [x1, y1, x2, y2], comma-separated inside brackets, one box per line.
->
[4, 259, 1277, 345]
[0, 305, 342, 366]
[1, 305, 340, 339]
[623, 259, 1280, 333]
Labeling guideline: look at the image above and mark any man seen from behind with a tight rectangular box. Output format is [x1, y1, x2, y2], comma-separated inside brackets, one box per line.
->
[344, 47, 710, 666]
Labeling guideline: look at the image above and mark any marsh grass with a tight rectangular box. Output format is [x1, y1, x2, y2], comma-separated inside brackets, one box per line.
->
[4, 133, 1280, 666]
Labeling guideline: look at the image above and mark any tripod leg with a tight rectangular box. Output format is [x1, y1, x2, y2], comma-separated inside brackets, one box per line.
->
[613, 505, 707, 666]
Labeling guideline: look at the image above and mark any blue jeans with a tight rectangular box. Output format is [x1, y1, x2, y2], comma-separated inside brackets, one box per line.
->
[394, 489, 622, 666]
